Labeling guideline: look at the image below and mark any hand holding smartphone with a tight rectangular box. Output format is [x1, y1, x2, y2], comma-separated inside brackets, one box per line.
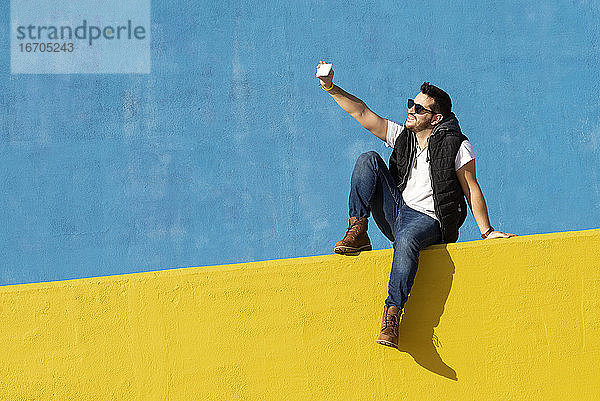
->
[316, 63, 332, 77]
[316, 61, 334, 90]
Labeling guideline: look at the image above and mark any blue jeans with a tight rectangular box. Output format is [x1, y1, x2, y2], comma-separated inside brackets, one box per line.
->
[349, 151, 443, 309]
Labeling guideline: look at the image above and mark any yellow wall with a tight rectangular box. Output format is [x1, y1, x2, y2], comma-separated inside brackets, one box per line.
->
[1, 229, 600, 400]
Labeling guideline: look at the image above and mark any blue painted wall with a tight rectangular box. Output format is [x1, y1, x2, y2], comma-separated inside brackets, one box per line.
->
[2, 0, 599, 285]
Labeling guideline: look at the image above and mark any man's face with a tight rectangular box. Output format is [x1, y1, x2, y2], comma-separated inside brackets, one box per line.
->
[404, 92, 437, 132]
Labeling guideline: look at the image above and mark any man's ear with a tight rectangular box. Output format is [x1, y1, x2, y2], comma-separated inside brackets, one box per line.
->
[431, 114, 443, 125]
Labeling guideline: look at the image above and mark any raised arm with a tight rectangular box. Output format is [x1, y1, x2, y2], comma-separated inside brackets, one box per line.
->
[456, 159, 516, 239]
[316, 61, 388, 142]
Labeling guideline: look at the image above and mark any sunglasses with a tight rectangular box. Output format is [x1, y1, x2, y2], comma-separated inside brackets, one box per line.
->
[407, 99, 436, 115]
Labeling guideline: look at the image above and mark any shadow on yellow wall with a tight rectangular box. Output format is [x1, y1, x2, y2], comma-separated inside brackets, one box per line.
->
[398, 248, 457, 380]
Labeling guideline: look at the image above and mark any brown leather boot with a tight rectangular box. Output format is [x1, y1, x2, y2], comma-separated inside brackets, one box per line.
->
[376, 305, 400, 348]
[334, 217, 372, 254]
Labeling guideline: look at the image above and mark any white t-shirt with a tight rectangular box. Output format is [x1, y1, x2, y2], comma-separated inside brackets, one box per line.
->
[385, 120, 475, 221]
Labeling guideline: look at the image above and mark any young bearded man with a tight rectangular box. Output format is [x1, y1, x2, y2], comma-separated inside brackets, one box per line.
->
[316, 61, 516, 348]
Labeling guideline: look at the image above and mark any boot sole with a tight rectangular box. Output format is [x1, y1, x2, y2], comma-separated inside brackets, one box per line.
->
[376, 339, 398, 349]
[334, 244, 372, 254]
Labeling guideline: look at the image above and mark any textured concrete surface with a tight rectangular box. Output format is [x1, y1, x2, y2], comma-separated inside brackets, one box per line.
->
[2, 0, 600, 285]
[1, 229, 599, 400]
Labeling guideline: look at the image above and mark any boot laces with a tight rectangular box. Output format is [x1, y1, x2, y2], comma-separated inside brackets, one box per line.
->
[344, 220, 363, 240]
[383, 311, 399, 336]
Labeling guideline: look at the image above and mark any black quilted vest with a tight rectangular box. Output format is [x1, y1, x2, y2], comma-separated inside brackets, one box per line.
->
[388, 113, 468, 243]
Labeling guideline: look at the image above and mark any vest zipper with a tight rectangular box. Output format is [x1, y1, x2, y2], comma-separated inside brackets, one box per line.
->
[427, 140, 442, 227]
[402, 133, 415, 187]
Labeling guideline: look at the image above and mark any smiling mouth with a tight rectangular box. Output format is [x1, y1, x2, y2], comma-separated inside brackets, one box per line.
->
[406, 114, 416, 122]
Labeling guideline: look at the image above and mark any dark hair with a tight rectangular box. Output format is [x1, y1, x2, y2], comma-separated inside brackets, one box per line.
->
[420, 82, 452, 117]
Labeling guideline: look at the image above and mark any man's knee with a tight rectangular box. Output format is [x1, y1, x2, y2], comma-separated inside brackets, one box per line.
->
[355, 151, 383, 171]
[393, 232, 420, 253]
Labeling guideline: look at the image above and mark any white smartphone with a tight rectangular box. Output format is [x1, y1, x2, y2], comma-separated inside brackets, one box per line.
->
[316, 63, 332, 77]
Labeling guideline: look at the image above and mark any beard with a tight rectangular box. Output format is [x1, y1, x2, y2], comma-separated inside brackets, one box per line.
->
[405, 113, 432, 132]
